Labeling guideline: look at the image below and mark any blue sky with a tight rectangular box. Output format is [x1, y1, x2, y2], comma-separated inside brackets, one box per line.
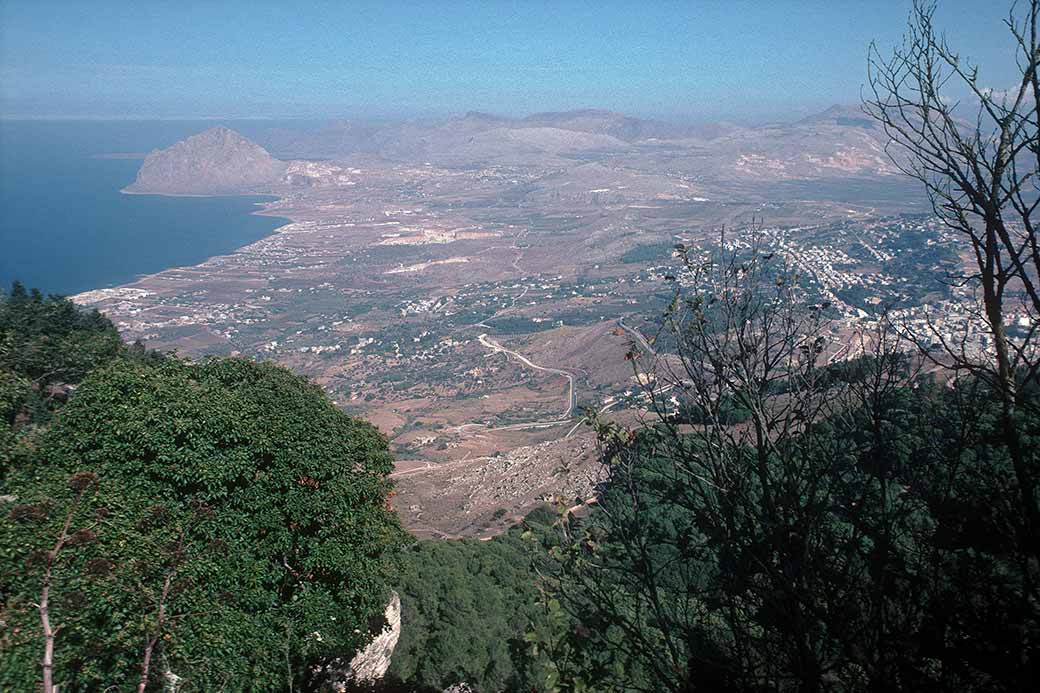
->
[0, 0, 1022, 122]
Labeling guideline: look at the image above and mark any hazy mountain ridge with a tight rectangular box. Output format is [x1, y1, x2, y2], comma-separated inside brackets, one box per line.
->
[124, 106, 898, 196]
[257, 105, 896, 178]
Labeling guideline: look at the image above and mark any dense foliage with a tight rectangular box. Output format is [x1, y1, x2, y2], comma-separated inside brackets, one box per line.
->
[387, 509, 555, 692]
[0, 282, 125, 457]
[0, 282, 123, 386]
[531, 378, 1040, 691]
[526, 228, 1040, 691]
[358, 342, 1040, 693]
[0, 285, 404, 691]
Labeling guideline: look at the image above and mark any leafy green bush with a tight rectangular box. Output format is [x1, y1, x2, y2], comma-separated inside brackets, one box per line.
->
[1, 357, 405, 691]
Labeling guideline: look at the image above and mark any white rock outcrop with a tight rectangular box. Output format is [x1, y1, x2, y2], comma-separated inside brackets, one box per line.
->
[328, 591, 401, 690]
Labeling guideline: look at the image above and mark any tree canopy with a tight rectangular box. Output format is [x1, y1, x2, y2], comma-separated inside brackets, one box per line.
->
[387, 508, 557, 693]
[1, 286, 405, 691]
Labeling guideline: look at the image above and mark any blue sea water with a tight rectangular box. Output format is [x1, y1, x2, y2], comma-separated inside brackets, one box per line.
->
[0, 120, 294, 296]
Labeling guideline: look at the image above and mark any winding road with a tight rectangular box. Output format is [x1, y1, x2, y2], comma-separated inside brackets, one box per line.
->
[478, 333, 577, 422]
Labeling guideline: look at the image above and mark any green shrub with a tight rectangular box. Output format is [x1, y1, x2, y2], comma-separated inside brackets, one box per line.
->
[0, 357, 404, 691]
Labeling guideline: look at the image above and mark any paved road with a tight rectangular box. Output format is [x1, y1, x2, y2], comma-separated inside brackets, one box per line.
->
[477, 332, 577, 425]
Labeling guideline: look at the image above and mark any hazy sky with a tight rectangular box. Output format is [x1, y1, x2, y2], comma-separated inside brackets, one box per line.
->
[0, 0, 1022, 122]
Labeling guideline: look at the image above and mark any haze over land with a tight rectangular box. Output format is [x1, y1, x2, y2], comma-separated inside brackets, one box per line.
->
[8, 0, 994, 541]
[69, 105, 951, 536]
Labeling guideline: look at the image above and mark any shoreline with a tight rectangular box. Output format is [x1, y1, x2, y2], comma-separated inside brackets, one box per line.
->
[70, 214, 297, 304]
[67, 190, 293, 302]
[120, 186, 280, 199]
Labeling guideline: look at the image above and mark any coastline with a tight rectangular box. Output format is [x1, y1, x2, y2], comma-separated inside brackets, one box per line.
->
[1, 119, 298, 297]
[64, 189, 292, 301]
[70, 203, 294, 304]
[120, 186, 279, 199]
[70, 214, 296, 305]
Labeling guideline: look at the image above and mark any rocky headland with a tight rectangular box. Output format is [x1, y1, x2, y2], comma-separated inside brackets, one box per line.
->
[124, 126, 287, 195]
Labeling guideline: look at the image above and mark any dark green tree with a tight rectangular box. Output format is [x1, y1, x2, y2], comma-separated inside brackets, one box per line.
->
[0, 282, 122, 388]
[538, 232, 1040, 691]
[388, 510, 554, 692]
[866, 0, 1040, 577]
[0, 283, 124, 457]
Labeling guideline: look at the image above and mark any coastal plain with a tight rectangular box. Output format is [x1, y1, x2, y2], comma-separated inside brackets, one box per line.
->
[74, 109, 957, 537]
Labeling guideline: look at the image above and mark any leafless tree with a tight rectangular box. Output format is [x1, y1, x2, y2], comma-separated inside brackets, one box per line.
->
[865, 0, 1040, 556]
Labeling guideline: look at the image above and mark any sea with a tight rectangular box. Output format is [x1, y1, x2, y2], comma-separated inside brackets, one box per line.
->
[0, 120, 299, 296]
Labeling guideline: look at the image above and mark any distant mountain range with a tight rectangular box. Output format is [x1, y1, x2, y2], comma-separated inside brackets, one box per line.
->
[124, 106, 898, 195]
[254, 108, 744, 161]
